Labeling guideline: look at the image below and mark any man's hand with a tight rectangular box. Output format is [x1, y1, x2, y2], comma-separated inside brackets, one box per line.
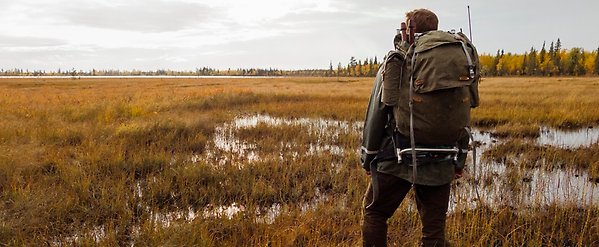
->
[361, 153, 376, 173]
[454, 168, 464, 179]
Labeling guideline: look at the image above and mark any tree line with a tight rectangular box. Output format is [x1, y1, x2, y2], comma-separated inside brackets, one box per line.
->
[480, 39, 599, 76]
[0, 57, 382, 78]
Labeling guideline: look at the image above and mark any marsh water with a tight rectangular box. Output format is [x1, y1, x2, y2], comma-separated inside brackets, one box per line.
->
[188, 114, 599, 220]
[538, 126, 599, 148]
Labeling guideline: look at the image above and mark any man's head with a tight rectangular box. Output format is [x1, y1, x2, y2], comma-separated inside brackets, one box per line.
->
[406, 9, 438, 33]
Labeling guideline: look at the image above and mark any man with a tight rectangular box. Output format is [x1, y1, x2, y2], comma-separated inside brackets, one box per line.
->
[361, 8, 476, 247]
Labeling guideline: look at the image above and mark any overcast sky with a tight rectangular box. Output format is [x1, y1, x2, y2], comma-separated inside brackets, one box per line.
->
[1, 0, 598, 71]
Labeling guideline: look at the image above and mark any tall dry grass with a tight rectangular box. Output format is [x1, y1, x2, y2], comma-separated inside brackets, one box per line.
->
[0, 77, 597, 246]
[473, 77, 599, 128]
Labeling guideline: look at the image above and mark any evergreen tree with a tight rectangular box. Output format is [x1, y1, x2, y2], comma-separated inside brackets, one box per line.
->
[539, 41, 547, 75]
[521, 53, 528, 75]
[540, 42, 546, 62]
[329, 61, 333, 76]
[349, 56, 357, 67]
[564, 48, 584, 75]
[363, 59, 369, 76]
[490, 49, 500, 76]
[526, 47, 538, 76]
[549, 42, 555, 58]
[554, 38, 562, 75]
[580, 49, 587, 75]
[356, 60, 363, 76]
[575, 48, 586, 75]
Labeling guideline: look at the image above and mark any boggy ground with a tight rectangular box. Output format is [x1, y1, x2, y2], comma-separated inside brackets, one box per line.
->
[0, 77, 597, 246]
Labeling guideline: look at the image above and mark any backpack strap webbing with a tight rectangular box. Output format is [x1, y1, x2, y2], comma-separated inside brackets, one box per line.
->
[408, 44, 418, 185]
[456, 35, 476, 79]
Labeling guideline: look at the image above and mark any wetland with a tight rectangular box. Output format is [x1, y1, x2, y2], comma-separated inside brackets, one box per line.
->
[0, 77, 597, 246]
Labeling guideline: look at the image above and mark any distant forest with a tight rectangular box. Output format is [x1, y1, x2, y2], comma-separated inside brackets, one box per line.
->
[2, 39, 598, 77]
[480, 39, 599, 76]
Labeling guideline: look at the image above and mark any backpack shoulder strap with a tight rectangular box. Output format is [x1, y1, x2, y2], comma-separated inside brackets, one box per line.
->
[455, 34, 476, 79]
[455, 32, 481, 108]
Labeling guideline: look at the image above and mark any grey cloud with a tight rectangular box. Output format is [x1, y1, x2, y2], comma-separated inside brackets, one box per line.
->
[0, 47, 89, 70]
[0, 35, 67, 48]
[264, 2, 471, 41]
[196, 22, 395, 70]
[252, 7, 399, 47]
[5, 0, 599, 70]
[0, 0, 17, 8]
[54, 0, 216, 32]
[0, 28, 382, 71]
[327, 0, 424, 17]
[324, 0, 483, 30]
[0, 0, 13, 8]
[0, 45, 185, 70]
[273, 9, 393, 28]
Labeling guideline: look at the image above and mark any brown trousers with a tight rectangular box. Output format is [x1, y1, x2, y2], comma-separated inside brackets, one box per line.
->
[362, 172, 451, 247]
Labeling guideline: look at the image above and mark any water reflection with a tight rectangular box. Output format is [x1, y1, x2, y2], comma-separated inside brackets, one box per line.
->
[450, 161, 598, 212]
[538, 126, 599, 148]
[205, 114, 360, 164]
[150, 188, 332, 226]
[195, 114, 597, 221]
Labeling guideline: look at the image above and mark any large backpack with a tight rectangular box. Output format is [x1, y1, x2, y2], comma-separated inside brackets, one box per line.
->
[382, 30, 480, 146]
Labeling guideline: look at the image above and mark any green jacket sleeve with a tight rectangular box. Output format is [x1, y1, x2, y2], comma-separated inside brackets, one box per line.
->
[361, 67, 391, 170]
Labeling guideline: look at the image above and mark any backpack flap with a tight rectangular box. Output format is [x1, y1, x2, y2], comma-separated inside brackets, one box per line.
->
[411, 31, 475, 94]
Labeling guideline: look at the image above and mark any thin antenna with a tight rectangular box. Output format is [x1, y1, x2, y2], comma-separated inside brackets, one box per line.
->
[467, 5, 473, 41]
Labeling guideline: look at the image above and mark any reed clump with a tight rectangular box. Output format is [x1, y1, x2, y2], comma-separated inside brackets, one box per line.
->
[484, 139, 599, 171]
[491, 123, 540, 138]
[446, 205, 599, 246]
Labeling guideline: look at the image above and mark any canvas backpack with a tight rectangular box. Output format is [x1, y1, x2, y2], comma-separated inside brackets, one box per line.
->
[382, 30, 480, 146]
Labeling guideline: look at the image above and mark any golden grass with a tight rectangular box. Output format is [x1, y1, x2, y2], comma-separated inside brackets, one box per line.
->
[0, 77, 598, 246]
[473, 77, 599, 128]
[490, 123, 541, 138]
